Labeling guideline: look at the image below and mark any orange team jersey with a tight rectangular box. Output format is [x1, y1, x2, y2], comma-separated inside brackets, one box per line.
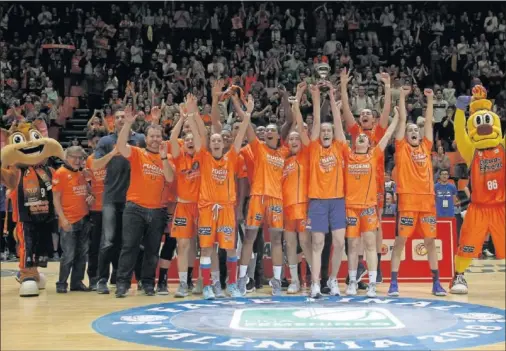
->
[249, 138, 290, 199]
[126, 146, 168, 209]
[395, 138, 435, 212]
[197, 147, 238, 206]
[308, 139, 346, 199]
[85, 155, 106, 211]
[236, 154, 248, 180]
[239, 144, 255, 185]
[161, 157, 177, 206]
[173, 149, 201, 203]
[52, 166, 89, 224]
[164, 138, 185, 155]
[348, 123, 386, 191]
[343, 146, 382, 208]
[469, 145, 505, 205]
[282, 145, 310, 207]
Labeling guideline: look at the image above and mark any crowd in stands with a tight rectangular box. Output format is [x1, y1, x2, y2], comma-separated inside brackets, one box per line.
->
[1, 2, 503, 267]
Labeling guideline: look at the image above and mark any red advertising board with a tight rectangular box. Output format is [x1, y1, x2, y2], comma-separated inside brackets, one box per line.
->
[156, 218, 457, 284]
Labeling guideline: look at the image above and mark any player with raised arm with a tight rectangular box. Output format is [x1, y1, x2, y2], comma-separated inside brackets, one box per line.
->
[341, 69, 392, 283]
[388, 87, 447, 297]
[342, 103, 400, 298]
[281, 82, 313, 294]
[307, 84, 347, 298]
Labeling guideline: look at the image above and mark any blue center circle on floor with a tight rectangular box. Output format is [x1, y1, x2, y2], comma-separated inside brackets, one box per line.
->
[92, 296, 505, 351]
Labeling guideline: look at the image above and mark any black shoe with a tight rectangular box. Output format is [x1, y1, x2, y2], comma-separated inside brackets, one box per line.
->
[246, 278, 256, 293]
[37, 256, 48, 268]
[70, 282, 91, 291]
[156, 282, 169, 295]
[357, 281, 368, 290]
[96, 279, 110, 294]
[281, 278, 290, 289]
[345, 275, 350, 285]
[56, 283, 67, 293]
[376, 270, 383, 283]
[356, 262, 368, 283]
[143, 285, 156, 296]
[320, 279, 330, 294]
[110, 270, 117, 285]
[187, 280, 194, 291]
[115, 284, 128, 298]
[89, 277, 98, 291]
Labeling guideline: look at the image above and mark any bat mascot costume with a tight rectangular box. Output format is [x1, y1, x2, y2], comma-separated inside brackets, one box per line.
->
[450, 85, 505, 294]
[1, 120, 64, 297]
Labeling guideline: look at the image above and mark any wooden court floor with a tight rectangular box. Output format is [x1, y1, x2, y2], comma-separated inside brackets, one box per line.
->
[1, 260, 505, 351]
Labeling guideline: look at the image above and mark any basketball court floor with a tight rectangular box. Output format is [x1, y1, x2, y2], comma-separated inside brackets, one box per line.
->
[1, 260, 505, 351]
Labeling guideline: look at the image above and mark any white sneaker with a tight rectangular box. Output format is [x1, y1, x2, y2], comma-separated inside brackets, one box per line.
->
[310, 282, 322, 298]
[366, 283, 377, 298]
[327, 278, 341, 296]
[287, 281, 301, 294]
[346, 281, 358, 296]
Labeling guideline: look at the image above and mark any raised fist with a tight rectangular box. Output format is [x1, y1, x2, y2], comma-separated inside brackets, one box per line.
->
[456, 96, 472, 111]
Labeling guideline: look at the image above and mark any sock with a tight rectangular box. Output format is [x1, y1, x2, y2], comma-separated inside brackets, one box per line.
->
[391, 271, 398, 283]
[211, 271, 220, 284]
[349, 270, 357, 282]
[247, 253, 256, 279]
[431, 269, 440, 284]
[239, 265, 248, 278]
[158, 268, 168, 284]
[187, 267, 194, 285]
[178, 271, 188, 284]
[455, 256, 473, 274]
[227, 256, 238, 284]
[369, 271, 377, 284]
[273, 266, 282, 280]
[200, 257, 212, 286]
[289, 264, 299, 283]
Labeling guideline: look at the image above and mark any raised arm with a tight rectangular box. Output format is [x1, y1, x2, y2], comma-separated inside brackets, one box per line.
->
[186, 94, 208, 149]
[170, 114, 184, 158]
[211, 79, 224, 134]
[159, 141, 174, 182]
[117, 107, 136, 158]
[395, 86, 411, 141]
[329, 93, 346, 142]
[185, 101, 202, 153]
[423, 88, 434, 142]
[309, 84, 321, 141]
[378, 72, 392, 129]
[378, 106, 400, 151]
[339, 68, 356, 130]
[291, 100, 310, 146]
[233, 95, 254, 152]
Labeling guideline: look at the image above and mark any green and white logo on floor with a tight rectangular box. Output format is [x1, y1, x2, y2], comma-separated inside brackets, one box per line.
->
[230, 307, 404, 330]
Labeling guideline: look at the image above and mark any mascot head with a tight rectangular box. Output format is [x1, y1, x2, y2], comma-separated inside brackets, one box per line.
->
[1, 119, 65, 167]
[466, 85, 502, 150]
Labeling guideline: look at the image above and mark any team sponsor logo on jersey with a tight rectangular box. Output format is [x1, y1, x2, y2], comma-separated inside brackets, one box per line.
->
[92, 297, 506, 351]
[411, 152, 427, 164]
[174, 217, 187, 227]
[348, 162, 371, 176]
[266, 154, 285, 169]
[142, 163, 164, 177]
[462, 245, 475, 253]
[421, 216, 437, 225]
[217, 226, 233, 235]
[319, 155, 337, 172]
[361, 207, 375, 216]
[211, 168, 228, 183]
[283, 162, 296, 178]
[346, 217, 358, 226]
[270, 205, 282, 214]
[479, 157, 503, 173]
[198, 227, 211, 235]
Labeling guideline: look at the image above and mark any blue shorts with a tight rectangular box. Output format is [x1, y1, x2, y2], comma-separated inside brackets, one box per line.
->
[307, 198, 346, 233]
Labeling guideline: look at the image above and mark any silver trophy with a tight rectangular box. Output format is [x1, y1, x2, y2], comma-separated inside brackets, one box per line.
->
[315, 62, 331, 91]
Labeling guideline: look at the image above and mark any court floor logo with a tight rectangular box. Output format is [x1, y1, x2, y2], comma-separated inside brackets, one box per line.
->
[92, 296, 505, 351]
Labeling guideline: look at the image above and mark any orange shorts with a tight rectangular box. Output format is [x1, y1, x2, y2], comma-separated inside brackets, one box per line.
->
[171, 202, 198, 239]
[397, 210, 437, 239]
[284, 203, 308, 233]
[198, 204, 236, 250]
[246, 195, 283, 231]
[346, 207, 379, 238]
[457, 203, 505, 259]
[164, 202, 176, 233]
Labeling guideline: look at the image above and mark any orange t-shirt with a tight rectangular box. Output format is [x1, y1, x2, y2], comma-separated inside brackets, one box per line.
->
[282, 146, 310, 207]
[197, 148, 238, 206]
[105, 115, 115, 133]
[85, 155, 106, 211]
[395, 138, 435, 211]
[239, 144, 255, 185]
[348, 123, 386, 193]
[173, 150, 201, 203]
[308, 139, 346, 199]
[469, 145, 505, 205]
[52, 166, 89, 224]
[126, 146, 168, 209]
[343, 146, 382, 208]
[249, 138, 290, 200]
[236, 154, 248, 179]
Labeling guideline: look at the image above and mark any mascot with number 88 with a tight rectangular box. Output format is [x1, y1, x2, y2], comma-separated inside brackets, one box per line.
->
[450, 85, 505, 294]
